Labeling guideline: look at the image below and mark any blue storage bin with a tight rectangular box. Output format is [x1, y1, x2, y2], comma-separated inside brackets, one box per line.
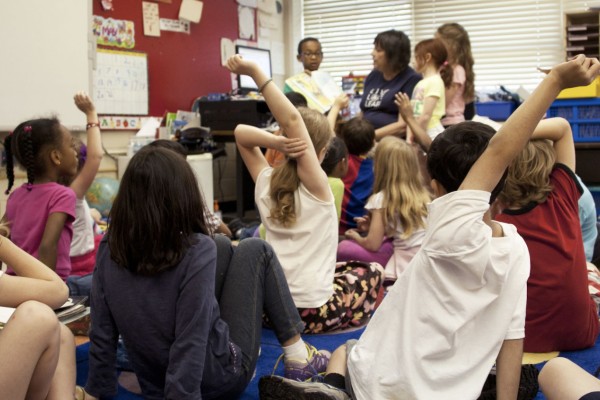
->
[548, 98, 600, 143]
[475, 101, 516, 121]
[589, 186, 600, 217]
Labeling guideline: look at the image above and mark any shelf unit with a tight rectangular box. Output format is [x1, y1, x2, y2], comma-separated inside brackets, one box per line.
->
[566, 11, 600, 60]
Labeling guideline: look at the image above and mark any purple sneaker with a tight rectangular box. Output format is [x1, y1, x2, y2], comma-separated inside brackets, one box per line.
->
[259, 375, 350, 400]
[283, 343, 331, 382]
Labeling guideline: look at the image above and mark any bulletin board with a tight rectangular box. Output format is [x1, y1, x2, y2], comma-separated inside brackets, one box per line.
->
[93, 49, 149, 115]
[92, 1, 239, 116]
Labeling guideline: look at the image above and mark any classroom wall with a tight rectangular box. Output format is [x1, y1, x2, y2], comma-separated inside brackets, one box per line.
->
[0, 1, 290, 212]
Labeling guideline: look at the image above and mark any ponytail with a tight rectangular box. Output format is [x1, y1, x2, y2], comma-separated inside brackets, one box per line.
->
[269, 160, 300, 227]
[268, 107, 331, 227]
[6, 118, 62, 194]
[22, 126, 35, 191]
[4, 134, 14, 195]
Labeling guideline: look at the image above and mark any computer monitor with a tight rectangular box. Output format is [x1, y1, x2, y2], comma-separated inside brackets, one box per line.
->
[235, 45, 272, 93]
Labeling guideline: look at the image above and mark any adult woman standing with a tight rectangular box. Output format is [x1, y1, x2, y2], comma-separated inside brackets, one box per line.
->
[360, 29, 422, 140]
[436, 23, 476, 124]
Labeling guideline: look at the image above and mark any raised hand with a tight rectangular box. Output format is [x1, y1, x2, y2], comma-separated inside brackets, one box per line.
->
[550, 54, 600, 90]
[395, 92, 413, 121]
[74, 91, 96, 117]
[274, 136, 308, 159]
[225, 54, 258, 77]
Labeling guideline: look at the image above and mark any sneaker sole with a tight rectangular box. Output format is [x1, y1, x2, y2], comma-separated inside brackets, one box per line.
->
[259, 376, 346, 400]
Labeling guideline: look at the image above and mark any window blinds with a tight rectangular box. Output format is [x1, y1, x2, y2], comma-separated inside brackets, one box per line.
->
[302, 0, 412, 82]
[302, 0, 596, 91]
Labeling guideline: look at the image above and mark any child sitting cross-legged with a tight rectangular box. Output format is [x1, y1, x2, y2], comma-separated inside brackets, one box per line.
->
[495, 117, 600, 353]
[337, 136, 430, 282]
[258, 54, 600, 400]
[81, 146, 330, 399]
[228, 55, 384, 335]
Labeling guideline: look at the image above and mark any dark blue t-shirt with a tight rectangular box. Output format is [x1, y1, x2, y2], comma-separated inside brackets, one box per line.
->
[360, 67, 422, 129]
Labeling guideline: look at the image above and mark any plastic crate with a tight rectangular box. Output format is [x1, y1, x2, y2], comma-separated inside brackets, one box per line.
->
[475, 101, 516, 121]
[557, 77, 600, 99]
[589, 186, 600, 217]
[547, 98, 600, 143]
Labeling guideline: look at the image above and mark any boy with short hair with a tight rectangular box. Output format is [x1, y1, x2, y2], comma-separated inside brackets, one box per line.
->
[259, 55, 600, 399]
[339, 116, 375, 235]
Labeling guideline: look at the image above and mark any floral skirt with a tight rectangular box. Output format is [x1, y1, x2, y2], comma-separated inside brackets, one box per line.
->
[298, 261, 384, 334]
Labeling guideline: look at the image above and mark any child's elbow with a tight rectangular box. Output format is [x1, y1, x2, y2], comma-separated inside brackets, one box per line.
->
[48, 282, 69, 309]
[279, 108, 303, 131]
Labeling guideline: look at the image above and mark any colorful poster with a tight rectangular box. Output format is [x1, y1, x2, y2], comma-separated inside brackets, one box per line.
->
[92, 16, 135, 49]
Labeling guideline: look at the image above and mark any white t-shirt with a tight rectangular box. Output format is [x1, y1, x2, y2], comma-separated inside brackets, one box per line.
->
[348, 190, 529, 400]
[365, 191, 425, 250]
[70, 198, 95, 257]
[255, 167, 338, 308]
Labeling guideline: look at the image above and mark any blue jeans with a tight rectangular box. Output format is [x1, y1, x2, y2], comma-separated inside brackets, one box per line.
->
[66, 273, 93, 297]
[213, 236, 304, 387]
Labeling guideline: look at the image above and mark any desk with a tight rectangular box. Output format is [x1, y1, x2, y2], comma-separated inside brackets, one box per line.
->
[575, 142, 600, 185]
[198, 100, 272, 218]
[213, 130, 255, 218]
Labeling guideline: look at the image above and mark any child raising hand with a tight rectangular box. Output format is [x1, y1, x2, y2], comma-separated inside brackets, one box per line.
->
[228, 55, 384, 336]
[3, 93, 85, 281]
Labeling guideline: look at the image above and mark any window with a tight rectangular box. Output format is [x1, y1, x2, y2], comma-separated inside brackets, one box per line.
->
[302, 0, 594, 91]
[302, 0, 412, 82]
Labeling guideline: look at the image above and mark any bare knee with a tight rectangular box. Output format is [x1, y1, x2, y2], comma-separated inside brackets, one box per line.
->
[10, 301, 61, 348]
[12, 301, 61, 334]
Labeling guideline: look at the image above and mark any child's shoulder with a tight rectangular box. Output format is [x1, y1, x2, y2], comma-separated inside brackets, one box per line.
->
[551, 163, 582, 195]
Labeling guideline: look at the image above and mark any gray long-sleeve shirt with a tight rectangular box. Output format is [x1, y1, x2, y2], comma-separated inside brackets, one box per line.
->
[85, 234, 242, 399]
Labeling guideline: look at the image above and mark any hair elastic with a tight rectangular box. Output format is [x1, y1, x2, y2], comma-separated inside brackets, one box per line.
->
[23, 125, 32, 133]
[258, 78, 273, 93]
[26, 182, 33, 191]
[442, 60, 449, 67]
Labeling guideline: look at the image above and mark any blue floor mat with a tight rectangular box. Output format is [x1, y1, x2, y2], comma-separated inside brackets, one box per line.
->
[76, 328, 600, 399]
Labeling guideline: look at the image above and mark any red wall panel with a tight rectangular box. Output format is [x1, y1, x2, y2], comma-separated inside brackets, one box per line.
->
[93, 0, 238, 115]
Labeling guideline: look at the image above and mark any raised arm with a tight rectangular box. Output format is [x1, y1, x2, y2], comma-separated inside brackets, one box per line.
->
[461, 55, 600, 193]
[327, 94, 349, 133]
[227, 55, 330, 201]
[234, 124, 306, 181]
[70, 92, 102, 199]
[0, 236, 68, 309]
[395, 92, 432, 152]
[530, 117, 575, 171]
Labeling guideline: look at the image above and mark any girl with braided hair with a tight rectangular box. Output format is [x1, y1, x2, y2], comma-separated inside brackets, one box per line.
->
[2, 94, 85, 281]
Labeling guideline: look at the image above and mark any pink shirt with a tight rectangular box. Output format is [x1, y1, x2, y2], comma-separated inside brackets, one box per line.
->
[6, 182, 76, 280]
[441, 64, 466, 126]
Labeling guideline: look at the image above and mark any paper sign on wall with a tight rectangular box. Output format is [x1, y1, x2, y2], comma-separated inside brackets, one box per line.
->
[238, 6, 255, 40]
[160, 18, 191, 33]
[143, 2, 160, 37]
[179, 0, 203, 23]
[221, 38, 235, 66]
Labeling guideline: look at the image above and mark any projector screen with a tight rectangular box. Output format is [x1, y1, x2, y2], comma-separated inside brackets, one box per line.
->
[235, 45, 272, 92]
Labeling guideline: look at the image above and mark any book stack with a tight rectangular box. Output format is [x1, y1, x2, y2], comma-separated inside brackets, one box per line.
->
[0, 296, 90, 329]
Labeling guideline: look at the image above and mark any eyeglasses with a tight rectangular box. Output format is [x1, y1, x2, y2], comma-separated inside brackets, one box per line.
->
[302, 51, 323, 58]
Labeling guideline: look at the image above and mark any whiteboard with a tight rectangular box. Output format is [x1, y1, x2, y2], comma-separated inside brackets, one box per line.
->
[0, 0, 92, 131]
[93, 49, 149, 115]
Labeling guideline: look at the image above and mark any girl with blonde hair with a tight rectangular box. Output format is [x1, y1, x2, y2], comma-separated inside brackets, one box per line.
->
[228, 55, 383, 336]
[340, 136, 431, 281]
